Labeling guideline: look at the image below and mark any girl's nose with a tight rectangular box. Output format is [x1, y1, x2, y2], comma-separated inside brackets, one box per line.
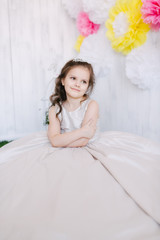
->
[75, 81, 80, 87]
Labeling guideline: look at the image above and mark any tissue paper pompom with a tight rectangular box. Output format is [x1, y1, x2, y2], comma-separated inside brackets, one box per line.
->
[105, 0, 150, 55]
[76, 27, 113, 78]
[77, 12, 100, 37]
[126, 32, 160, 89]
[74, 35, 85, 52]
[82, 0, 116, 24]
[141, 0, 160, 31]
[62, 0, 83, 19]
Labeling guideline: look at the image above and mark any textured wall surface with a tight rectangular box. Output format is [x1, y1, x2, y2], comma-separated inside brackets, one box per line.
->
[92, 52, 160, 142]
[0, 0, 160, 142]
[0, 0, 77, 140]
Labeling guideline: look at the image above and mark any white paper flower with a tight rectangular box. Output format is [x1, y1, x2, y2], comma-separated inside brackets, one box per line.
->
[62, 0, 83, 19]
[113, 12, 129, 38]
[76, 26, 114, 78]
[82, 0, 116, 24]
[125, 31, 160, 89]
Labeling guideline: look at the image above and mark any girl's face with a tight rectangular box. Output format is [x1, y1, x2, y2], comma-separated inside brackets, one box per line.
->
[62, 66, 90, 99]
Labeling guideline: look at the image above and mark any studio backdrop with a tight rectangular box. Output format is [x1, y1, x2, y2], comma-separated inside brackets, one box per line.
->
[0, 0, 160, 142]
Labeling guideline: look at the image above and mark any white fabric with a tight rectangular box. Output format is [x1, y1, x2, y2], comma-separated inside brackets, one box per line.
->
[0, 111, 160, 239]
[57, 98, 100, 143]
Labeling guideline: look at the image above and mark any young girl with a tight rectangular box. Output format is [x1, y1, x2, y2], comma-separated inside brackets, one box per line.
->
[47, 59, 99, 148]
[0, 59, 160, 240]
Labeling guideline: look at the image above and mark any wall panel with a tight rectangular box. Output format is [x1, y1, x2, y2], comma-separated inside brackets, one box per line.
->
[0, 0, 160, 142]
[0, 0, 16, 140]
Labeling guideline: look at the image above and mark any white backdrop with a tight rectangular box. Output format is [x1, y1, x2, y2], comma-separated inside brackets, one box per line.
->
[0, 0, 160, 142]
[0, 0, 77, 140]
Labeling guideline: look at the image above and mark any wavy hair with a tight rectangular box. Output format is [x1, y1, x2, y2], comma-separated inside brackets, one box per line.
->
[49, 59, 95, 117]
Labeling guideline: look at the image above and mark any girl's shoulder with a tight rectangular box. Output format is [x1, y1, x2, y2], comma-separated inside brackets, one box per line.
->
[49, 105, 57, 114]
[88, 99, 98, 104]
[49, 105, 62, 122]
[49, 104, 61, 116]
[83, 98, 99, 115]
[86, 98, 99, 108]
[83, 98, 98, 104]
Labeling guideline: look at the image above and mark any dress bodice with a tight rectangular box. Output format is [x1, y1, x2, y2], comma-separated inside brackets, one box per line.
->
[56, 98, 100, 143]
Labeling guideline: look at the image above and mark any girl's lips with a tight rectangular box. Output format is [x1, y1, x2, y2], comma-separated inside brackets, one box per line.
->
[71, 88, 80, 92]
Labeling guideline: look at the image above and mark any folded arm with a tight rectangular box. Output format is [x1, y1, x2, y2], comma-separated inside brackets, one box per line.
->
[47, 106, 88, 147]
[47, 100, 99, 148]
[66, 137, 89, 148]
[66, 100, 99, 147]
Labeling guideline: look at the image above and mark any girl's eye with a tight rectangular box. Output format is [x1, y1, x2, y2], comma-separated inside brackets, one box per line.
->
[82, 80, 87, 84]
[71, 77, 76, 80]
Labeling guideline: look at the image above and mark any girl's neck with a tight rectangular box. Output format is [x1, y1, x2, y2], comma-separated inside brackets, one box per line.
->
[63, 96, 86, 111]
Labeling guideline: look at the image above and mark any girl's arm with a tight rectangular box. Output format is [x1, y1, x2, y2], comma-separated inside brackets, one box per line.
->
[66, 137, 90, 148]
[66, 100, 99, 147]
[47, 106, 94, 147]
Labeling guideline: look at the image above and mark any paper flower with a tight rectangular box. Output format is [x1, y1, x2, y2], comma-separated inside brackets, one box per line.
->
[82, 0, 116, 24]
[77, 12, 100, 37]
[125, 31, 160, 89]
[77, 26, 113, 78]
[74, 35, 85, 52]
[105, 0, 150, 55]
[141, 0, 160, 31]
[62, 0, 83, 19]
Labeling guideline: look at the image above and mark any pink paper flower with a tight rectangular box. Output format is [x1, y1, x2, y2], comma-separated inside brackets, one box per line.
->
[77, 12, 100, 37]
[141, 0, 160, 30]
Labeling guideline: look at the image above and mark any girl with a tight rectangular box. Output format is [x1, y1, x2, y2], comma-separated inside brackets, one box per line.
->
[47, 59, 99, 148]
[0, 59, 160, 240]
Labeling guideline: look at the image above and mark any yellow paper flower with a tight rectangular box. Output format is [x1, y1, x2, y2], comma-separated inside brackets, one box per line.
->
[74, 35, 85, 52]
[105, 0, 150, 55]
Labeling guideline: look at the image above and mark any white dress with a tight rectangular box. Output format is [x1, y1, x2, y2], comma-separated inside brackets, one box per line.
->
[0, 99, 160, 240]
[57, 98, 100, 143]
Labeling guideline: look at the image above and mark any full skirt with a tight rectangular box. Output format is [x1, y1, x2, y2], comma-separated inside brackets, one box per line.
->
[0, 131, 160, 240]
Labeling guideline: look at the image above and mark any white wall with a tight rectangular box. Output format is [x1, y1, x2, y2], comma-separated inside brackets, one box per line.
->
[0, 0, 160, 142]
[92, 52, 160, 142]
[0, 0, 77, 140]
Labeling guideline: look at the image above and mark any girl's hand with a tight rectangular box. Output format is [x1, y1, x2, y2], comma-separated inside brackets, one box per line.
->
[82, 119, 96, 139]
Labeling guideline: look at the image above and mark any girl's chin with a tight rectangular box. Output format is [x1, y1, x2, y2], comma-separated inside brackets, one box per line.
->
[68, 91, 83, 97]
[67, 94, 84, 100]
